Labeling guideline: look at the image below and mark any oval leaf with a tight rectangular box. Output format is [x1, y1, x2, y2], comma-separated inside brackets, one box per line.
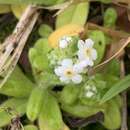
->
[56, 2, 89, 28]
[38, 91, 63, 130]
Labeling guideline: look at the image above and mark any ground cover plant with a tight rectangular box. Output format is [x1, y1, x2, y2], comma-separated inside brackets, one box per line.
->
[0, 0, 130, 130]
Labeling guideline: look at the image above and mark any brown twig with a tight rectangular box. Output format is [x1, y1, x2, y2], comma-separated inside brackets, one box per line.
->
[87, 23, 130, 39]
[93, 36, 130, 71]
[120, 59, 128, 130]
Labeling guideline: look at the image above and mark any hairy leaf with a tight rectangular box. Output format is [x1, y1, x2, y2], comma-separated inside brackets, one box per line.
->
[103, 100, 121, 129]
[38, 91, 63, 130]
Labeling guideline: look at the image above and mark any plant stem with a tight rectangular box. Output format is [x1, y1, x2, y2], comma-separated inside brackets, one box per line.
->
[87, 23, 130, 39]
[120, 59, 128, 130]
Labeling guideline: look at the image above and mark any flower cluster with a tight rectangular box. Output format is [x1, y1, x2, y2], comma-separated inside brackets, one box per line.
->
[59, 36, 72, 48]
[54, 36, 98, 84]
[84, 85, 97, 98]
[79, 82, 100, 106]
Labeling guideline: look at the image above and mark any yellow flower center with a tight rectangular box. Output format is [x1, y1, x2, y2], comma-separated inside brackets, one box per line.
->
[85, 48, 91, 57]
[65, 69, 74, 77]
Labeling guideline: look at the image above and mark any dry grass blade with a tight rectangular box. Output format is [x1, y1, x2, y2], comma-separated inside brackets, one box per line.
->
[0, 5, 37, 73]
[113, 0, 130, 5]
[127, 4, 130, 22]
[0, 12, 39, 88]
[0, 5, 39, 88]
[93, 36, 130, 72]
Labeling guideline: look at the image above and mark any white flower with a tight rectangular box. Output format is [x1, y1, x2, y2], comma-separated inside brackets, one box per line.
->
[85, 85, 97, 98]
[77, 39, 97, 67]
[73, 61, 88, 73]
[54, 59, 82, 84]
[59, 36, 72, 48]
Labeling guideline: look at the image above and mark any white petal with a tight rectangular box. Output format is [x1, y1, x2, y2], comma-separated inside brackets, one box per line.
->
[91, 86, 97, 92]
[60, 36, 67, 40]
[77, 51, 86, 61]
[66, 36, 72, 42]
[61, 36, 72, 42]
[85, 91, 94, 98]
[81, 58, 94, 67]
[59, 39, 68, 48]
[73, 60, 88, 73]
[91, 49, 97, 60]
[61, 59, 73, 67]
[87, 59, 94, 66]
[72, 74, 82, 84]
[54, 67, 65, 76]
[80, 60, 89, 67]
[78, 40, 85, 49]
[54, 68, 61, 76]
[73, 63, 84, 73]
[60, 76, 70, 84]
[85, 39, 94, 48]
[85, 85, 91, 90]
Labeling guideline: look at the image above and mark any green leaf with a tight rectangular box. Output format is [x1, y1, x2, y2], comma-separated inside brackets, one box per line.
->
[60, 84, 80, 105]
[38, 91, 63, 130]
[34, 38, 51, 54]
[61, 102, 104, 118]
[56, 1, 89, 28]
[0, 66, 34, 98]
[88, 30, 106, 64]
[56, 0, 66, 4]
[0, 98, 27, 127]
[38, 24, 53, 38]
[0, 5, 11, 14]
[103, 74, 119, 89]
[37, 72, 62, 88]
[103, 8, 117, 28]
[29, 38, 51, 73]
[24, 125, 38, 130]
[103, 59, 120, 77]
[100, 75, 130, 104]
[26, 87, 44, 122]
[103, 100, 121, 129]
[0, 0, 58, 5]
[98, 0, 112, 4]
